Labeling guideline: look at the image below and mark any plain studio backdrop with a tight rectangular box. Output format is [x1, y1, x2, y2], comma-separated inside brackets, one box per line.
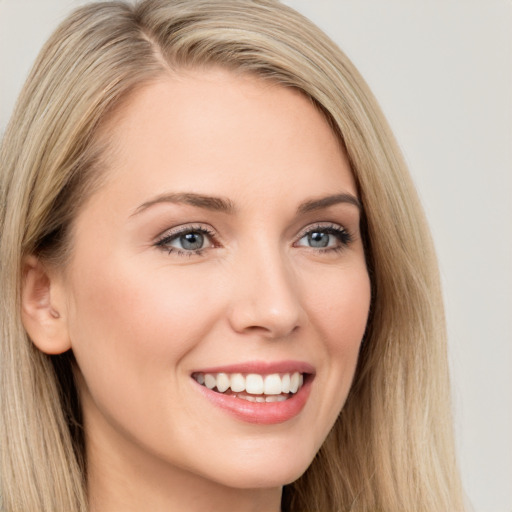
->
[1, 1, 511, 511]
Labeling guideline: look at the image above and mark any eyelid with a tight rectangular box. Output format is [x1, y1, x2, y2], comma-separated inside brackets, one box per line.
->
[155, 223, 217, 243]
[293, 222, 353, 251]
[154, 223, 219, 256]
[153, 221, 352, 256]
[294, 222, 347, 240]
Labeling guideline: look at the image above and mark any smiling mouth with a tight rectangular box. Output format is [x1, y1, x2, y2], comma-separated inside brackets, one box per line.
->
[192, 372, 305, 403]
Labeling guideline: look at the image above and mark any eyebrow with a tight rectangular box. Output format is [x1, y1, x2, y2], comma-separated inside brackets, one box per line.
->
[297, 193, 362, 214]
[132, 191, 361, 217]
[132, 192, 236, 216]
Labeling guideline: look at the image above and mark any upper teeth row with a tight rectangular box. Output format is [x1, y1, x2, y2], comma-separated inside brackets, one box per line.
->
[193, 372, 304, 395]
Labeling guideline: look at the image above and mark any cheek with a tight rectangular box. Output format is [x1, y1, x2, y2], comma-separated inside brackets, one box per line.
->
[304, 263, 371, 415]
[308, 264, 371, 354]
[69, 255, 215, 341]
[65, 255, 224, 408]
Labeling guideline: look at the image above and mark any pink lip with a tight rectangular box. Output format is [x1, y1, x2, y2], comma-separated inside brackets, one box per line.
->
[191, 360, 315, 425]
[193, 360, 315, 375]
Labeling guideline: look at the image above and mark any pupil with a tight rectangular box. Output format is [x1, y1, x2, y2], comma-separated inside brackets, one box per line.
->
[181, 232, 204, 250]
[309, 232, 329, 248]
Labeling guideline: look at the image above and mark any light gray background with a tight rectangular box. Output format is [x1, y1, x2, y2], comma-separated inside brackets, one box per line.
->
[1, 1, 511, 511]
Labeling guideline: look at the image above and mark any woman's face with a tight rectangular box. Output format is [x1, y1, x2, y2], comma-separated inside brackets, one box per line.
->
[59, 69, 371, 490]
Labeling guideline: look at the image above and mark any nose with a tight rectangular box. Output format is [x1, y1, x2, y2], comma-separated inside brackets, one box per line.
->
[227, 245, 306, 339]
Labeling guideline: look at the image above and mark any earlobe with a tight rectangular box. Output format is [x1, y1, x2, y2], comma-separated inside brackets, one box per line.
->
[21, 255, 71, 355]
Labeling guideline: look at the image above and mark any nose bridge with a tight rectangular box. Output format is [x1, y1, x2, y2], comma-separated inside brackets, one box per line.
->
[228, 238, 304, 338]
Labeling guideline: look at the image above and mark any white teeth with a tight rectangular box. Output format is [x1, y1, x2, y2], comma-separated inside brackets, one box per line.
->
[230, 373, 245, 392]
[193, 371, 306, 396]
[265, 395, 287, 403]
[263, 374, 282, 395]
[236, 394, 288, 403]
[216, 373, 230, 393]
[281, 373, 290, 393]
[240, 395, 257, 402]
[245, 374, 264, 394]
[204, 373, 216, 389]
[289, 372, 300, 393]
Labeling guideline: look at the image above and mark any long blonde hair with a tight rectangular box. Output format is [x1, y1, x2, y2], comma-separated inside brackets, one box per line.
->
[0, 1, 464, 510]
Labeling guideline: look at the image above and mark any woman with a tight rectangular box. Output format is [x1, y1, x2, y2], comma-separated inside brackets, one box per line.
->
[0, 0, 465, 510]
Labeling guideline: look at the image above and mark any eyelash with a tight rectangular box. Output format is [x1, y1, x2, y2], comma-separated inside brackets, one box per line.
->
[295, 223, 353, 253]
[155, 225, 217, 257]
[154, 223, 353, 257]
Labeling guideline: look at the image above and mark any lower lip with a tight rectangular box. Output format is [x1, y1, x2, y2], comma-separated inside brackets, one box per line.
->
[193, 377, 313, 425]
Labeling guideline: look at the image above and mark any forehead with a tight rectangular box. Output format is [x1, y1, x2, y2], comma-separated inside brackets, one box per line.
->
[91, 68, 356, 209]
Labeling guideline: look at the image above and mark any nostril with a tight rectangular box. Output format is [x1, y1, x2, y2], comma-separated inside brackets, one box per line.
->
[236, 319, 301, 339]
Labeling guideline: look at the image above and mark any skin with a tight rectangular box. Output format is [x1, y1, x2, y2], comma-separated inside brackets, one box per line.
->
[24, 69, 371, 512]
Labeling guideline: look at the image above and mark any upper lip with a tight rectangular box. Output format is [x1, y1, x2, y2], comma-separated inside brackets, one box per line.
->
[192, 360, 315, 375]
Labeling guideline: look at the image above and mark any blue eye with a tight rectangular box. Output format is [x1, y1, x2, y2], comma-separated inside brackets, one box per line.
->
[175, 232, 205, 250]
[306, 231, 331, 248]
[296, 225, 351, 251]
[156, 226, 214, 255]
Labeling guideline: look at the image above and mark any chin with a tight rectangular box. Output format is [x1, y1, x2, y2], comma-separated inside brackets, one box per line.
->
[197, 446, 316, 490]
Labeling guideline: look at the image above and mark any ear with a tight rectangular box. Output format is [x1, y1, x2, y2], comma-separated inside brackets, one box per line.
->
[21, 255, 71, 355]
